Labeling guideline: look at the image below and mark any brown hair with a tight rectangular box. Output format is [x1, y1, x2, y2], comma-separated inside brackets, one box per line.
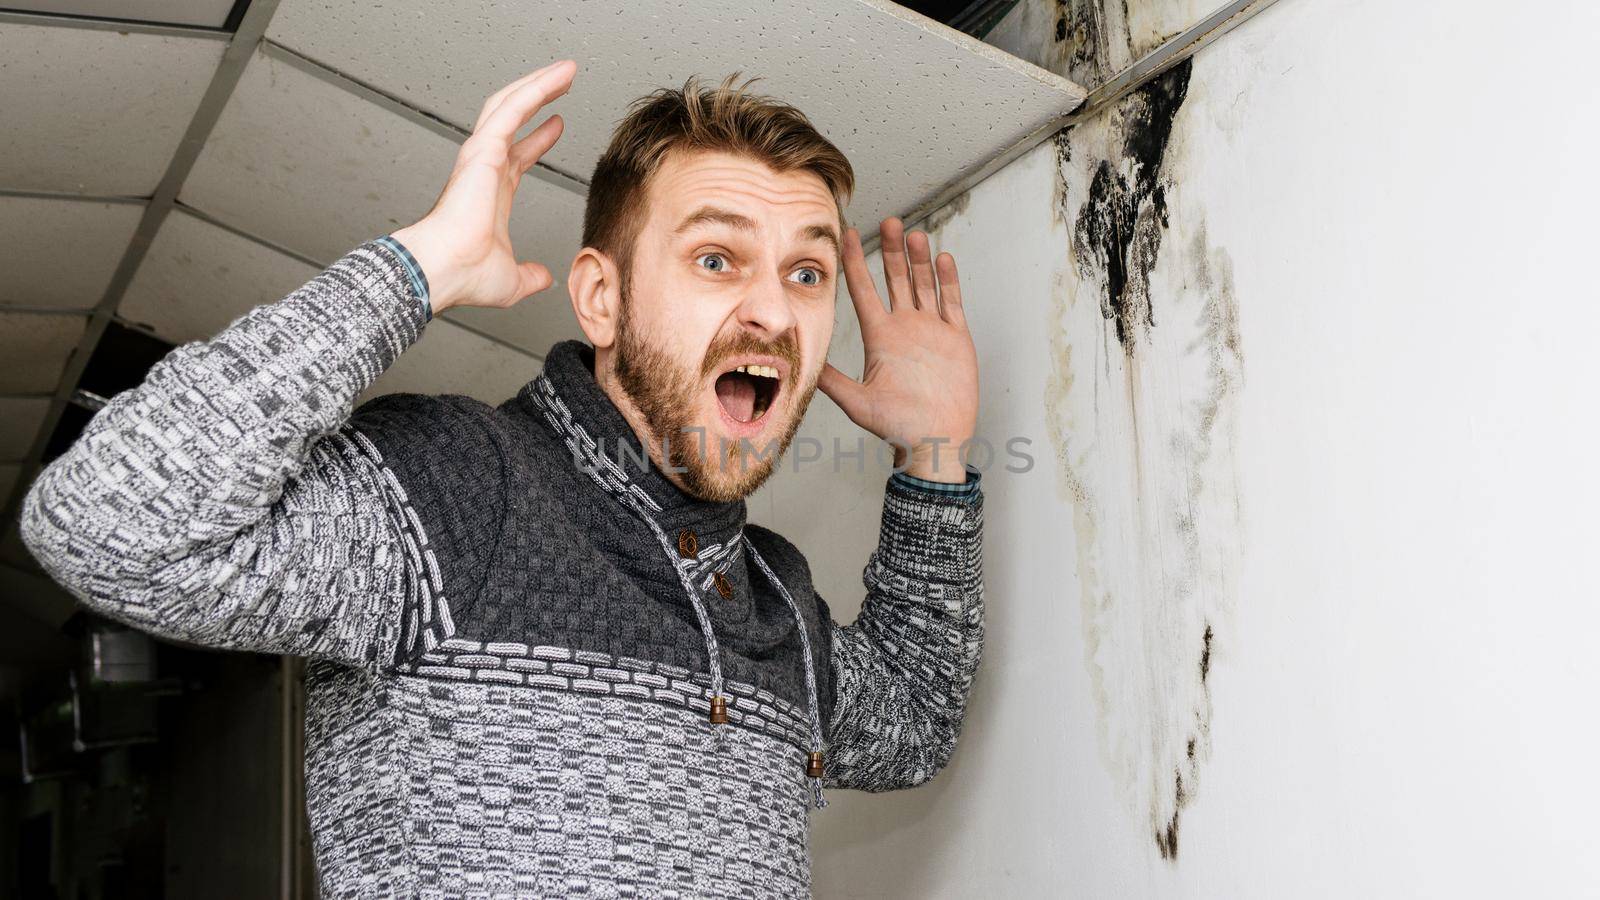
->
[582, 73, 855, 288]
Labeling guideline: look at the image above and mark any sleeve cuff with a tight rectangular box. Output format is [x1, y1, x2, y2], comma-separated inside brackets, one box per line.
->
[890, 468, 982, 499]
[375, 234, 433, 323]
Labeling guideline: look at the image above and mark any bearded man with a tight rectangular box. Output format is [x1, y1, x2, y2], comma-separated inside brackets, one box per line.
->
[23, 60, 983, 898]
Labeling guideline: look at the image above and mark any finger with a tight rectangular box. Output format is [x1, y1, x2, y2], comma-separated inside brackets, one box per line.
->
[879, 217, 914, 312]
[474, 60, 568, 133]
[906, 230, 938, 314]
[840, 227, 886, 326]
[817, 363, 870, 426]
[510, 114, 565, 174]
[935, 251, 966, 326]
[479, 60, 577, 143]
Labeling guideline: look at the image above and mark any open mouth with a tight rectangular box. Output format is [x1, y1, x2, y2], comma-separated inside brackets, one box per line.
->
[713, 363, 782, 425]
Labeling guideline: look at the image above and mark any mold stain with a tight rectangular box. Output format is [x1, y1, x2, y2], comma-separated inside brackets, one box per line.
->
[1043, 56, 1244, 862]
[990, 1, 1215, 88]
[1073, 62, 1191, 350]
[1057, 0, 1116, 88]
[918, 186, 973, 236]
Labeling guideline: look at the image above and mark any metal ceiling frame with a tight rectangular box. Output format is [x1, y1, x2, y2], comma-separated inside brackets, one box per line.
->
[169, 200, 326, 270]
[0, 7, 231, 39]
[0, 188, 147, 206]
[2, 0, 1289, 525]
[257, 39, 590, 196]
[884, 0, 1286, 246]
[4, 0, 550, 523]
[1, 0, 283, 523]
[158, 202, 551, 360]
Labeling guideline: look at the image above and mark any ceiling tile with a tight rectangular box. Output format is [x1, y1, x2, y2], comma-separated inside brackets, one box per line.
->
[362, 320, 542, 406]
[1, 1, 236, 28]
[441, 293, 581, 359]
[183, 48, 586, 354]
[121, 209, 320, 344]
[121, 209, 541, 404]
[0, 22, 223, 196]
[0, 195, 144, 311]
[265, 0, 1086, 231]
[0, 313, 85, 394]
[0, 396, 52, 462]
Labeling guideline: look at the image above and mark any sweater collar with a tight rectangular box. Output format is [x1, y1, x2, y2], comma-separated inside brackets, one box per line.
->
[515, 342, 829, 802]
[513, 339, 747, 531]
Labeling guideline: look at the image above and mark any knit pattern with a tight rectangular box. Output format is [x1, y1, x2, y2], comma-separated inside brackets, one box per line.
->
[21, 240, 987, 897]
[404, 638, 817, 750]
[21, 243, 424, 668]
[527, 372, 662, 514]
[305, 661, 814, 899]
[825, 479, 986, 790]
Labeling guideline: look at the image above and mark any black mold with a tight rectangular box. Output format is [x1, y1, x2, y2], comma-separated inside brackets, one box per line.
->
[1200, 623, 1213, 683]
[1054, 0, 1112, 86]
[1071, 58, 1193, 352]
[1157, 770, 1183, 859]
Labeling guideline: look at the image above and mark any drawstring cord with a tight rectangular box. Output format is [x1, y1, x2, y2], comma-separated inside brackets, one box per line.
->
[526, 373, 827, 809]
[637, 510, 828, 808]
[524, 376, 729, 713]
[746, 542, 828, 809]
[631, 508, 727, 712]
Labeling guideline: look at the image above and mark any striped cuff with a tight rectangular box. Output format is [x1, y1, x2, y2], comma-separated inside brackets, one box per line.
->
[890, 469, 982, 498]
[374, 234, 433, 323]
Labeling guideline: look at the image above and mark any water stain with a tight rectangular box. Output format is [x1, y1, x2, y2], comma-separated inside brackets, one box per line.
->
[1044, 58, 1243, 861]
[917, 187, 972, 236]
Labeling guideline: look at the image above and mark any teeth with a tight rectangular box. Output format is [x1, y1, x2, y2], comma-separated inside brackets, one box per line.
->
[734, 364, 779, 379]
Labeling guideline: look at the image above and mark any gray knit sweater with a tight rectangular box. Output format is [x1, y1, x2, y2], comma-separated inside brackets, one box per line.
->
[21, 240, 985, 898]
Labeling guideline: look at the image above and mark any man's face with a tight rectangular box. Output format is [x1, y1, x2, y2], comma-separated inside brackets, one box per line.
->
[608, 149, 840, 502]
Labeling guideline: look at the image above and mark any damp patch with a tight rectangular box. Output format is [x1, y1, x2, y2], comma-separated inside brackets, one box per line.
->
[1044, 57, 1243, 860]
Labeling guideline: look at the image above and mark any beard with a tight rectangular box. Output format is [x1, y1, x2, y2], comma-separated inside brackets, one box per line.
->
[612, 285, 818, 503]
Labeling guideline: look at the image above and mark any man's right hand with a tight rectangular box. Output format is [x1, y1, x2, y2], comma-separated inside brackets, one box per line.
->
[390, 60, 578, 315]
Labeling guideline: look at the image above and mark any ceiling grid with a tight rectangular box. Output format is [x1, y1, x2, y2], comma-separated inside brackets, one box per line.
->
[0, 0, 1087, 528]
[0, 0, 283, 521]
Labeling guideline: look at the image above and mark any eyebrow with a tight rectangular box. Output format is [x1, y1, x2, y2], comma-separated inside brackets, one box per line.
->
[674, 206, 840, 261]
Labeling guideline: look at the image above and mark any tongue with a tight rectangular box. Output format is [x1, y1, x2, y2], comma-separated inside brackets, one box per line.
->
[715, 372, 757, 423]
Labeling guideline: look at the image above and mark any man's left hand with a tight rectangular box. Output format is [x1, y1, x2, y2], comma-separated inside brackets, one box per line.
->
[819, 217, 979, 484]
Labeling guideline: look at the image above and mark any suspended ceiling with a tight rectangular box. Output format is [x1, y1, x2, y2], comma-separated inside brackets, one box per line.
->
[0, 0, 1084, 544]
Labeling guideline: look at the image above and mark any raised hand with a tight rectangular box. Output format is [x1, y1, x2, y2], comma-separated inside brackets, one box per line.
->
[391, 60, 577, 314]
[819, 217, 979, 483]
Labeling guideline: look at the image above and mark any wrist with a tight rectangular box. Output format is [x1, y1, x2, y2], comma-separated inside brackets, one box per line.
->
[389, 222, 466, 314]
[901, 437, 972, 483]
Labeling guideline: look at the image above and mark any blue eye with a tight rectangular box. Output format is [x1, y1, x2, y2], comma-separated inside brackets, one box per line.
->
[791, 267, 822, 286]
[696, 253, 728, 272]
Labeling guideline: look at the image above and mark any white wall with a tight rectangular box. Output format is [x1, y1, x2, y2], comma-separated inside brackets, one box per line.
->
[754, 0, 1600, 895]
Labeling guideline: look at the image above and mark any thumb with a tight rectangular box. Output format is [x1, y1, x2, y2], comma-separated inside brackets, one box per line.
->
[511, 261, 553, 304]
[818, 363, 871, 426]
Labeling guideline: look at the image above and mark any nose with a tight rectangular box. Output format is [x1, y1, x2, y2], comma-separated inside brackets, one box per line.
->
[734, 272, 798, 342]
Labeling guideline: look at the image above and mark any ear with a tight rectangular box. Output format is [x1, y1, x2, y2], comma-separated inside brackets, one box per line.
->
[568, 247, 623, 348]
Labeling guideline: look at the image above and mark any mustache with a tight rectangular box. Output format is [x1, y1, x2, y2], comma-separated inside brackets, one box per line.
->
[699, 330, 801, 379]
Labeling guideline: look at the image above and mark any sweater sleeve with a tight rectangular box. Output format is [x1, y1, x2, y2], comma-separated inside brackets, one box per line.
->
[823, 474, 986, 790]
[20, 240, 429, 669]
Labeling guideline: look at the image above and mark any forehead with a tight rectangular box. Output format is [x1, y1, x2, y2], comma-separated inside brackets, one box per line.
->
[644, 149, 838, 229]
